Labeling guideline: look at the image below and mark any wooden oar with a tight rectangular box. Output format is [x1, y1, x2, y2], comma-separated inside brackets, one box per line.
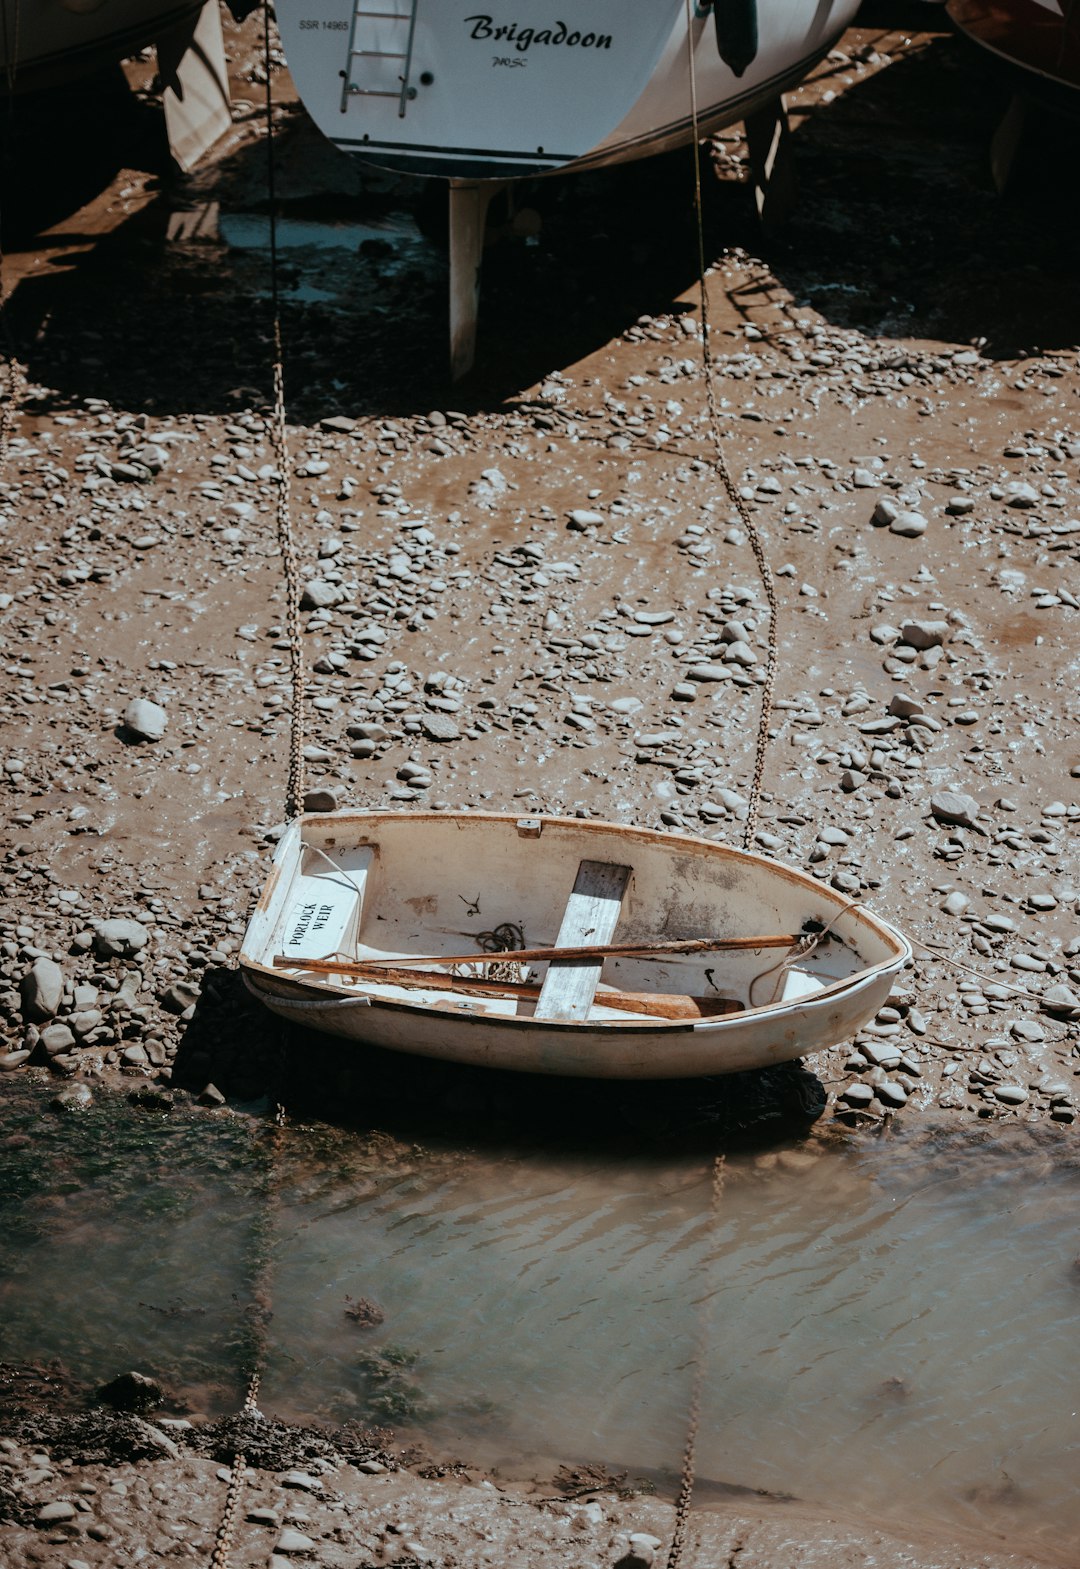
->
[273, 932, 798, 974]
[267, 959, 740, 1021]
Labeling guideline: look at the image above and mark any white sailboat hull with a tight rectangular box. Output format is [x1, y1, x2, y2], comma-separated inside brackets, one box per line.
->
[277, 0, 860, 179]
[240, 811, 910, 1080]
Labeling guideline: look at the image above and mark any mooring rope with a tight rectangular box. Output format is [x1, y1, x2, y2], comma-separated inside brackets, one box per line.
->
[683, 0, 779, 854]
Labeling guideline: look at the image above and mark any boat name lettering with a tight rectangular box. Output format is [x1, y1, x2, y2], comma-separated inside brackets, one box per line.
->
[287, 900, 336, 946]
[464, 16, 613, 52]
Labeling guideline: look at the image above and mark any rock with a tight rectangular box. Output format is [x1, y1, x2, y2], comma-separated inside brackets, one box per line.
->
[1040, 984, 1080, 1019]
[132, 1419, 180, 1459]
[121, 699, 168, 741]
[994, 1084, 1028, 1105]
[198, 1083, 227, 1107]
[21, 957, 63, 1021]
[0, 1050, 33, 1070]
[94, 919, 149, 958]
[161, 979, 201, 1014]
[861, 1040, 902, 1070]
[877, 1079, 908, 1107]
[421, 712, 460, 742]
[52, 1083, 93, 1112]
[890, 511, 928, 538]
[98, 1371, 164, 1412]
[723, 640, 757, 667]
[686, 663, 728, 682]
[941, 892, 969, 916]
[300, 579, 342, 610]
[1004, 482, 1039, 508]
[282, 1470, 322, 1491]
[275, 1528, 317, 1554]
[930, 791, 982, 830]
[40, 1023, 76, 1055]
[567, 509, 603, 530]
[35, 1500, 76, 1525]
[841, 1082, 875, 1107]
[899, 620, 949, 651]
[302, 786, 342, 812]
[871, 497, 900, 527]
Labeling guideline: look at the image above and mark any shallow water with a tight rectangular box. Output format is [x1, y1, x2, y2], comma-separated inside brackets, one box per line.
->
[2, 1089, 1077, 1556]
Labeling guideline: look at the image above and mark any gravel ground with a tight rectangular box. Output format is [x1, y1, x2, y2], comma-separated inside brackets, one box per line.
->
[1, 5, 1078, 1566]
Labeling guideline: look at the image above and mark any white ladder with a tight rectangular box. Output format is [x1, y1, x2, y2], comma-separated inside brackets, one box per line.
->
[340, 0, 420, 118]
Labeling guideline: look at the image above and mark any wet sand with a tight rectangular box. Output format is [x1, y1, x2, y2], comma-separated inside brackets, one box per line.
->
[1, 4, 1078, 1565]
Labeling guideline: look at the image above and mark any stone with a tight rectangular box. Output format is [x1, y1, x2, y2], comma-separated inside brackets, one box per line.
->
[52, 1083, 93, 1112]
[930, 791, 982, 830]
[567, 509, 603, 529]
[121, 699, 168, 741]
[890, 511, 928, 538]
[1040, 984, 1080, 1018]
[98, 1371, 164, 1411]
[282, 1470, 322, 1491]
[41, 1023, 76, 1055]
[942, 892, 969, 916]
[723, 640, 757, 667]
[421, 712, 460, 742]
[994, 1084, 1028, 1105]
[94, 919, 150, 958]
[1004, 482, 1039, 508]
[21, 957, 63, 1021]
[275, 1528, 317, 1554]
[841, 1083, 875, 1107]
[861, 1040, 902, 1070]
[133, 1420, 180, 1459]
[36, 1501, 76, 1524]
[198, 1083, 227, 1107]
[871, 497, 900, 527]
[161, 980, 201, 1014]
[302, 786, 341, 813]
[899, 620, 949, 651]
[686, 663, 728, 682]
[877, 1079, 908, 1107]
[300, 579, 341, 610]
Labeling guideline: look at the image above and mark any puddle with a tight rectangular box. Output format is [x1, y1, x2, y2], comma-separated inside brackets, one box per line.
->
[2, 1085, 1077, 1556]
[217, 209, 442, 308]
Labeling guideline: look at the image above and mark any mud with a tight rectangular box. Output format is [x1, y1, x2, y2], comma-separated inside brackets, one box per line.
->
[1, 3, 1078, 1565]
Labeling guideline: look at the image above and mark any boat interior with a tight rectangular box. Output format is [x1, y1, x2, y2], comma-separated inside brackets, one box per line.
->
[243, 813, 901, 1025]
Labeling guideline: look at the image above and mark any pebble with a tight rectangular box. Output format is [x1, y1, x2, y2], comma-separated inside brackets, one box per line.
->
[36, 1501, 76, 1525]
[121, 699, 168, 741]
[890, 511, 928, 537]
[93, 918, 150, 958]
[930, 790, 982, 830]
[841, 1082, 875, 1107]
[275, 1527, 317, 1554]
[899, 619, 949, 651]
[421, 713, 460, 741]
[1005, 482, 1039, 508]
[21, 956, 63, 1021]
[994, 1084, 1028, 1105]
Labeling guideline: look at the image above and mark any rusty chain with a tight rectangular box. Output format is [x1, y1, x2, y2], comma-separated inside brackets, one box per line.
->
[665, 1154, 726, 1569]
[683, 1, 779, 853]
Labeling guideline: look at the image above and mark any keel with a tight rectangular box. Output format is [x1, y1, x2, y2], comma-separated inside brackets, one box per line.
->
[448, 180, 505, 381]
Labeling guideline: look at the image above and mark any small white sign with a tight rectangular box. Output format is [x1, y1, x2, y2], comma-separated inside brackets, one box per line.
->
[281, 875, 355, 960]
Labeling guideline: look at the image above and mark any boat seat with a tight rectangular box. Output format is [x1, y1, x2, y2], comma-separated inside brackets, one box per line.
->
[534, 859, 632, 1023]
[279, 845, 374, 962]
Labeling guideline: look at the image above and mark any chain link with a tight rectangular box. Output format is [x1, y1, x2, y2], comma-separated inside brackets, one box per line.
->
[683, 2, 779, 853]
[269, 343, 307, 820]
[665, 1155, 726, 1569]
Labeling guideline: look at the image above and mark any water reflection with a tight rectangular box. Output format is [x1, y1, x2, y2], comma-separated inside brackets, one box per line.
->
[1, 1086, 1077, 1556]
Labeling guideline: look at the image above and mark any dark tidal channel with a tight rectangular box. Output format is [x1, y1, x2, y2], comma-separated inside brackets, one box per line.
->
[1, 1083, 1077, 1557]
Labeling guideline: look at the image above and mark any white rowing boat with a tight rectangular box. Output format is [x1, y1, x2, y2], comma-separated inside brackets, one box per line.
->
[273, 0, 861, 373]
[239, 810, 910, 1079]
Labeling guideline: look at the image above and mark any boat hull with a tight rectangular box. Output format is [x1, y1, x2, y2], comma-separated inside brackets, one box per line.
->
[0, 0, 204, 94]
[276, 0, 861, 180]
[947, 0, 1080, 112]
[240, 811, 911, 1080]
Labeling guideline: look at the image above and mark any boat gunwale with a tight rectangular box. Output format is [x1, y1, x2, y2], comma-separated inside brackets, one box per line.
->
[239, 809, 911, 1031]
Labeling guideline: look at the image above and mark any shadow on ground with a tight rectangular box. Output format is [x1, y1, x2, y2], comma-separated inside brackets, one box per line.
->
[4, 26, 1080, 421]
[171, 971, 829, 1155]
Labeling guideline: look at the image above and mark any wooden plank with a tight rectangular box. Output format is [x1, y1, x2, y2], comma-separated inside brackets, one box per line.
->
[269, 960, 740, 1021]
[534, 860, 632, 1023]
[274, 930, 799, 972]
